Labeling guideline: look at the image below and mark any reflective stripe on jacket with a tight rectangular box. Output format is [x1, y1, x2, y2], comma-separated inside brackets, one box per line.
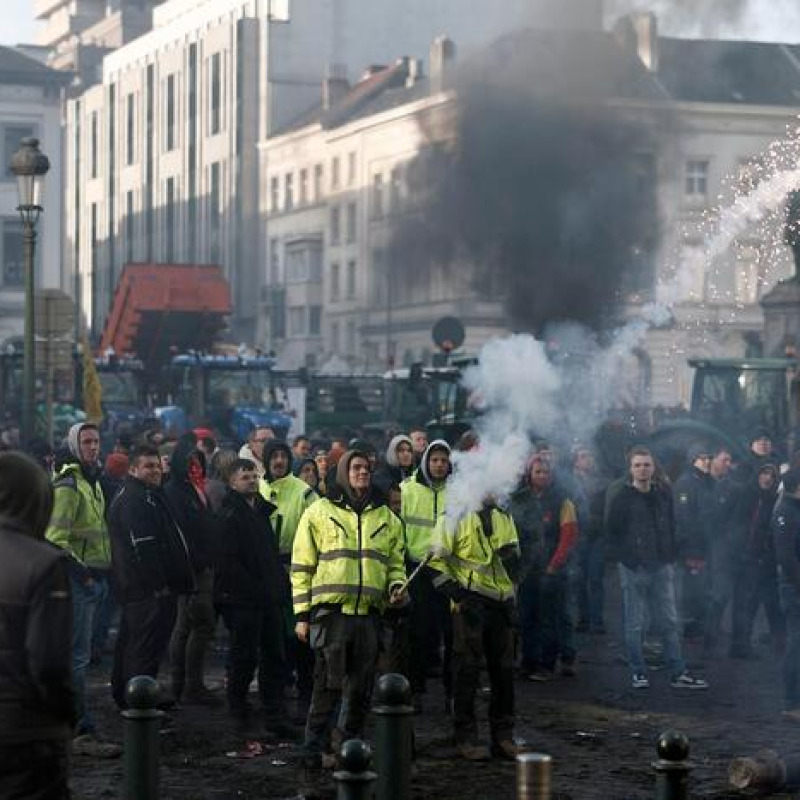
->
[291, 496, 406, 619]
[429, 508, 519, 603]
[400, 476, 446, 563]
[45, 464, 110, 569]
[260, 475, 317, 557]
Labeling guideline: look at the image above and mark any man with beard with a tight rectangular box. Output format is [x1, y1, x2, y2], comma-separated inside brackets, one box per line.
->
[46, 422, 117, 755]
[217, 459, 293, 738]
[108, 446, 194, 710]
[292, 450, 405, 791]
[0, 452, 75, 798]
[400, 440, 452, 708]
[510, 456, 579, 681]
[259, 440, 318, 711]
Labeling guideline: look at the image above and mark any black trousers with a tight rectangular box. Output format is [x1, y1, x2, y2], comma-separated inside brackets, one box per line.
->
[112, 595, 178, 708]
[452, 601, 515, 745]
[0, 740, 70, 799]
[408, 568, 453, 695]
[223, 603, 286, 719]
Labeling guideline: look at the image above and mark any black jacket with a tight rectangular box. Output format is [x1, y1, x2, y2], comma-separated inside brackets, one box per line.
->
[673, 466, 716, 560]
[773, 493, 800, 590]
[607, 483, 677, 570]
[108, 476, 195, 603]
[215, 490, 288, 607]
[0, 521, 75, 742]
[164, 440, 216, 572]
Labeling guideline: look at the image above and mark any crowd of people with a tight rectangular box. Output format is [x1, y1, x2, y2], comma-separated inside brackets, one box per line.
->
[2, 417, 800, 798]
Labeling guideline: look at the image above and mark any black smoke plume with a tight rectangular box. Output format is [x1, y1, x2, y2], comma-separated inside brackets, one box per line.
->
[390, 30, 663, 334]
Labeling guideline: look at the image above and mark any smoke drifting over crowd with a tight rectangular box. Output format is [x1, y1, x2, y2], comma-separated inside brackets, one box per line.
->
[392, 30, 662, 334]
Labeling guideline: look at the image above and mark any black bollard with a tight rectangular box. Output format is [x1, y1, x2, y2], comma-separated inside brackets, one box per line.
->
[122, 675, 165, 800]
[517, 753, 552, 800]
[372, 673, 414, 800]
[652, 731, 691, 800]
[334, 739, 377, 800]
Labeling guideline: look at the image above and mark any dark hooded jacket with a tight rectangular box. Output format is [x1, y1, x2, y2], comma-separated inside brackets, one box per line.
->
[736, 464, 779, 566]
[0, 452, 75, 743]
[673, 464, 717, 561]
[215, 489, 288, 607]
[164, 439, 217, 572]
[108, 475, 195, 602]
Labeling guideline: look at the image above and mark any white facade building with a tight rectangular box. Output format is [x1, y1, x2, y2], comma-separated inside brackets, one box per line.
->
[0, 46, 68, 345]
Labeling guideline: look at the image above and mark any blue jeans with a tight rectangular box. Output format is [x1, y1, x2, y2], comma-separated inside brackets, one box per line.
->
[779, 583, 800, 710]
[618, 564, 685, 677]
[71, 574, 108, 734]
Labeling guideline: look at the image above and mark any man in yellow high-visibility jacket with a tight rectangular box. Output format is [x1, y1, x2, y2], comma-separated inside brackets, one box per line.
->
[428, 499, 524, 762]
[292, 449, 406, 778]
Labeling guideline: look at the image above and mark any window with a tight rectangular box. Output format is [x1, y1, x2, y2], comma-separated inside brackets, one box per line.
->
[372, 247, 386, 302]
[314, 164, 324, 201]
[331, 321, 340, 353]
[346, 202, 357, 243]
[330, 206, 341, 245]
[390, 166, 402, 212]
[210, 52, 222, 135]
[286, 240, 323, 283]
[299, 168, 308, 205]
[309, 305, 322, 336]
[3, 124, 35, 179]
[270, 237, 280, 284]
[285, 173, 294, 210]
[289, 306, 306, 336]
[165, 74, 177, 151]
[331, 262, 341, 301]
[346, 320, 356, 355]
[331, 156, 340, 190]
[736, 246, 761, 304]
[348, 152, 357, 186]
[90, 112, 99, 179]
[1, 218, 23, 286]
[126, 93, 135, 165]
[165, 177, 176, 262]
[209, 162, 221, 262]
[685, 159, 709, 198]
[270, 177, 279, 213]
[682, 243, 705, 302]
[346, 259, 356, 299]
[372, 173, 384, 217]
[125, 190, 135, 263]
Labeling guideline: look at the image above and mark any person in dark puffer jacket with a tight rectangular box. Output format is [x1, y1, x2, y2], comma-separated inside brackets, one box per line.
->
[0, 452, 75, 799]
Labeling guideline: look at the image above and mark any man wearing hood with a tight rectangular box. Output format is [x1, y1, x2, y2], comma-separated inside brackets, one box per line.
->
[292, 450, 406, 786]
[165, 437, 219, 704]
[45, 422, 114, 751]
[108, 446, 195, 710]
[0, 452, 75, 797]
[400, 439, 452, 706]
[374, 435, 415, 495]
[427, 495, 522, 762]
[259, 439, 318, 710]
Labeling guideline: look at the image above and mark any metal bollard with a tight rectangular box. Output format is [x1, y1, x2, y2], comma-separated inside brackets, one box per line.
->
[652, 731, 691, 800]
[517, 753, 552, 800]
[122, 675, 165, 800]
[334, 739, 377, 800]
[372, 673, 414, 800]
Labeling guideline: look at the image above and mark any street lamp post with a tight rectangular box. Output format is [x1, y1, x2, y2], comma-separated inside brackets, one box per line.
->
[10, 137, 50, 447]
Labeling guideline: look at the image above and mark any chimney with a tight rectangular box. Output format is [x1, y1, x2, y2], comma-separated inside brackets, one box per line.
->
[430, 36, 456, 95]
[323, 63, 350, 110]
[406, 57, 424, 88]
[613, 12, 659, 71]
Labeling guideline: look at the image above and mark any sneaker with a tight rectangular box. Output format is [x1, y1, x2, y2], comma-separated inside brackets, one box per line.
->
[670, 672, 709, 690]
[456, 742, 491, 762]
[631, 673, 650, 689]
[72, 734, 123, 759]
